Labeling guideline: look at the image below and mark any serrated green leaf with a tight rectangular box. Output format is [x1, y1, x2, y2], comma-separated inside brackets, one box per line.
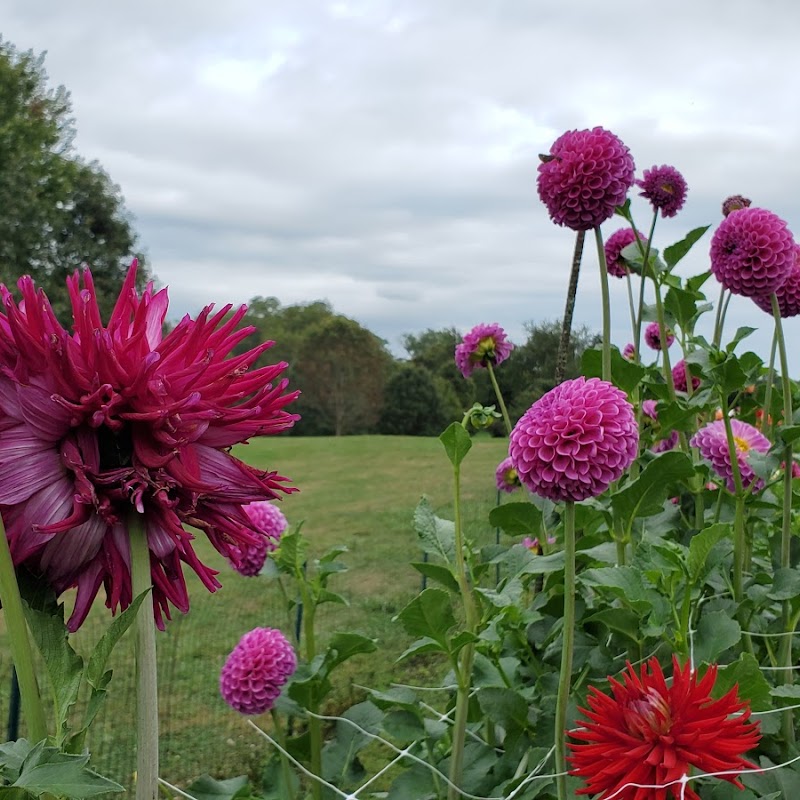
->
[477, 687, 529, 728]
[663, 225, 710, 268]
[413, 497, 455, 562]
[274, 529, 308, 577]
[322, 632, 377, 673]
[439, 422, 472, 467]
[581, 346, 645, 395]
[687, 523, 732, 583]
[579, 567, 653, 613]
[694, 611, 741, 663]
[488, 502, 543, 537]
[585, 608, 643, 642]
[395, 588, 456, 650]
[713, 653, 772, 711]
[397, 637, 447, 661]
[411, 561, 459, 592]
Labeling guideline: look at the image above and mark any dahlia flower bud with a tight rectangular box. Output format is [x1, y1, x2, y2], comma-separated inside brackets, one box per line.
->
[220, 627, 297, 715]
[509, 377, 638, 502]
[636, 164, 688, 218]
[537, 127, 635, 231]
[622, 343, 636, 361]
[691, 419, 770, 493]
[710, 207, 795, 297]
[604, 228, 648, 279]
[454, 323, 514, 378]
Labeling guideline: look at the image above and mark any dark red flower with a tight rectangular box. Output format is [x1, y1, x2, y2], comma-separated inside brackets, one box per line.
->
[0, 264, 299, 630]
[569, 656, 760, 800]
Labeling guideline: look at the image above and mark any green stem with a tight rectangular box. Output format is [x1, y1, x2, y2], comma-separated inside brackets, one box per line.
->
[632, 211, 659, 361]
[593, 227, 612, 382]
[763, 329, 778, 440]
[652, 280, 676, 400]
[624, 271, 637, 352]
[130, 513, 159, 800]
[270, 708, 295, 795]
[771, 293, 796, 752]
[555, 502, 576, 800]
[301, 585, 322, 800]
[486, 361, 512, 436]
[0, 516, 47, 743]
[712, 285, 727, 348]
[448, 450, 478, 800]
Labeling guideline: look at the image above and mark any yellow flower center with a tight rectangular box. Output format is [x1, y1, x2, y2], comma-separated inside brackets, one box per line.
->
[734, 436, 750, 453]
[660, 182, 675, 195]
[471, 336, 497, 363]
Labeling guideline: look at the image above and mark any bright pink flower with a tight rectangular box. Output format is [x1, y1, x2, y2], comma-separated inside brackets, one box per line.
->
[604, 228, 648, 279]
[495, 457, 521, 493]
[752, 244, 800, 318]
[455, 323, 514, 378]
[710, 207, 795, 297]
[644, 321, 674, 351]
[509, 377, 638, 502]
[569, 656, 760, 800]
[691, 418, 770, 493]
[672, 359, 700, 393]
[521, 535, 555, 553]
[622, 343, 636, 361]
[220, 627, 297, 715]
[653, 431, 679, 453]
[229, 501, 288, 577]
[537, 127, 635, 231]
[641, 400, 658, 421]
[636, 164, 688, 218]
[0, 264, 299, 630]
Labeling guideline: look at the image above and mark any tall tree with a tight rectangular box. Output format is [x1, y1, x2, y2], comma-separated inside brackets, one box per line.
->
[378, 364, 450, 436]
[0, 39, 148, 320]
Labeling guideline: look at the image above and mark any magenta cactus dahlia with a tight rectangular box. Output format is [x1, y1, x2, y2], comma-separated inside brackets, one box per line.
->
[636, 164, 688, 218]
[229, 501, 289, 577]
[710, 206, 795, 297]
[537, 127, 635, 231]
[0, 264, 299, 630]
[509, 377, 638, 502]
[672, 359, 701, 393]
[691, 418, 770, 493]
[604, 228, 648, 279]
[752, 244, 800, 318]
[220, 627, 297, 715]
[454, 322, 514, 378]
[644, 321, 675, 351]
[495, 456, 521, 493]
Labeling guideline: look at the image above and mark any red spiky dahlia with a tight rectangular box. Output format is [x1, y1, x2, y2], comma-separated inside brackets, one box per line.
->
[0, 264, 299, 630]
[569, 656, 760, 800]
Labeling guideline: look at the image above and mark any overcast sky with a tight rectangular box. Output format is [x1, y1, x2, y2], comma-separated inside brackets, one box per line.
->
[4, 0, 800, 369]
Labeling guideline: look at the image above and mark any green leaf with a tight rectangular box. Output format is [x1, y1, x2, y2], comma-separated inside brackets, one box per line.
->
[488, 502, 543, 537]
[274, 528, 308, 577]
[713, 653, 772, 711]
[694, 611, 741, 663]
[322, 632, 377, 673]
[687, 523, 732, 583]
[516, 550, 565, 575]
[397, 637, 447, 661]
[581, 346, 645, 395]
[768, 567, 800, 601]
[382, 709, 425, 744]
[726, 326, 756, 351]
[410, 561, 459, 592]
[770, 685, 800, 702]
[477, 687, 529, 728]
[413, 497, 455, 562]
[585, 608, 642, 642]
[579, 567, 653, 613]
[184, 774, 251, 800]
[439, 422, 472, 467]
[395, 588, 456, 650]
[778, 425, 800, 445]
[610, 451, 695, 526]
[663, 225, 711, 268]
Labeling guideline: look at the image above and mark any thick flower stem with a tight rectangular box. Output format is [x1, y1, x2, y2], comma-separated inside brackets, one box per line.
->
[486, 361, 512, 435]
[593, 227, 612, 383]
[763, 330, 778, 439]
[301, 588, 322, 800]
[771, 293, 796, 751]
[447, 452, 478, 800]
[652, 280, 676, 400]
[0, 516, 47, 743]
[632, 210, 659, 361]
[130, 514, 159, 800]
[555, 230, 585, 385]
[270, 708, 295, 795]
[555, 501, 576, 800]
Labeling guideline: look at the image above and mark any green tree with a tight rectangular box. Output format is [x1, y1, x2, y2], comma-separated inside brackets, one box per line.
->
[0, 38, 148, 320]
[378, 364, 449, 436]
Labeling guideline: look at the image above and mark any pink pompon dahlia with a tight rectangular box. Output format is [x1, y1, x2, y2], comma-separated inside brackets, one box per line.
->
[604, 228, 648, 279]
[537, 127, 635, 231]
[495, 456, 521, 493]
[752, 244, 800, 318]
[722, 195, 752, 217]
[521, 535, 555, 553]
[220, 627, 297, 715]
[672, 359, 700, 393]
[622, 343, 636, 361]
[644, 321, 674, 351]
[709, 206, 795, 297]
[229, 501, 289, 577]
[636, 164, 688, 218]
[0, 263, 299, 630]
[454, 323, 513, 378]
[568, 656, 760, 800]
[691, 418, 770, 493]
[509, 377, 638, 502]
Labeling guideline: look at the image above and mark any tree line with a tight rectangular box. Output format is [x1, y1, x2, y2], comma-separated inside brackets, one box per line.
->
[234, 297, 599, 436]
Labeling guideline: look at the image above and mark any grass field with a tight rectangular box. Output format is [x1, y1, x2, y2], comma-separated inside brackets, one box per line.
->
[19, 433, 509, 790]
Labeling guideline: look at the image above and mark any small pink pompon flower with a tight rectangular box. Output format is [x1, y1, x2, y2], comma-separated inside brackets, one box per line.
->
[455, 323, 514, 378]
[229, 501, 289, 577]
[495, 457, 521, 493]
[604, 228, 648, 279]
[220, 627, 297, 715]
[672, 359, 701, 393]
[644, 321, 674, 351]
[622, 343, 636, 361]
[636, 164, 688, 218]
[752, 244, 800, 318]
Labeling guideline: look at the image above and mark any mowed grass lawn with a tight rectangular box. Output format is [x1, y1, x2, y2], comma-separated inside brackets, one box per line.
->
[44, 434, 509, 789]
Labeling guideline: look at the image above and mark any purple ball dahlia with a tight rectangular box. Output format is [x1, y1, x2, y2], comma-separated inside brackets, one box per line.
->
[644, 321, 675, 351]
[709, 207, 795, 297]
[495, 456, 521, 493]
[653, 431, 679, 453]
[672, 359, 701, 393]
[537, 127, 635, 232]
[604, 228, 648, 279]
[752, 245, 800, 318]
[455, 323, 514, 378]
[622, 343, 636, 361]
[229, 501, 288, 577]
[641, 399, 658, 421]
[220, 627, 297, 715]
[722, 195, 752, 217]
[636, 164, 688, 218]
[509, 377, 638, 502]
[691, 419, 770, 493]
